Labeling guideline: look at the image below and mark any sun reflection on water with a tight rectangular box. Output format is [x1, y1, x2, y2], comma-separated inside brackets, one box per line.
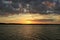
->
[19, 25, 42, 39]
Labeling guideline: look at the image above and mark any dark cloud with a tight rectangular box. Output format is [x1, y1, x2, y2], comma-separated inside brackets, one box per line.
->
[0, 0, 60, 15]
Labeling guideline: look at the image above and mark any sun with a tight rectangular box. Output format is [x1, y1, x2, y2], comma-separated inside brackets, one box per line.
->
[20, 20, 32, 24]
[25, 21, 32, 24]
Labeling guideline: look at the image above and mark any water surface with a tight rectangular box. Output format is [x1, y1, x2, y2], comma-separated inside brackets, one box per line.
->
[0, 25, 60, 40]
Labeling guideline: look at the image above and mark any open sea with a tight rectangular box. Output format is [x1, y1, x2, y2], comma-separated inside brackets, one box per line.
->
[0, 25, 60, 40]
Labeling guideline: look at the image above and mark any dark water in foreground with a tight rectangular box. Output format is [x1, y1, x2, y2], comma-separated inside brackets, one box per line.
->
[0, 25, 60, 40]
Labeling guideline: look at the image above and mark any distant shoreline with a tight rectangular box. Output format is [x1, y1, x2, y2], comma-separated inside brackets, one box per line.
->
[0, 23, 60, 25]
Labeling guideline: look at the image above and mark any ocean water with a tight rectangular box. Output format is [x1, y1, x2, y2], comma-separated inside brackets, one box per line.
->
[0, 25, 60, 40]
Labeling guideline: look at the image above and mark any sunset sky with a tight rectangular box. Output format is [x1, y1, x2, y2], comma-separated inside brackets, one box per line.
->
[0, 0, 60, 24]
[0, 14, 60, 24]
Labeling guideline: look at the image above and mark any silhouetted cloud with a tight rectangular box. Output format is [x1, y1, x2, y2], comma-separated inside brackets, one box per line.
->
[0, 0, 60, 16]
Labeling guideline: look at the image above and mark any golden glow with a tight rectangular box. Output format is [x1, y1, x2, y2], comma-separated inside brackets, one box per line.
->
[20, 20, 32, 24]
[0, 14, 60, 24]
[25, 21, 32, 24]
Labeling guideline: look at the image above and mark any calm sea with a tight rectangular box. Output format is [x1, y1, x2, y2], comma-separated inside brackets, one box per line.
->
[0, 25, 60, 40]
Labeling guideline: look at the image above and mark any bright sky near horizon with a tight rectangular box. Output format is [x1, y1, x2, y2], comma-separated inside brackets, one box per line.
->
[0, 14, 60, 24]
